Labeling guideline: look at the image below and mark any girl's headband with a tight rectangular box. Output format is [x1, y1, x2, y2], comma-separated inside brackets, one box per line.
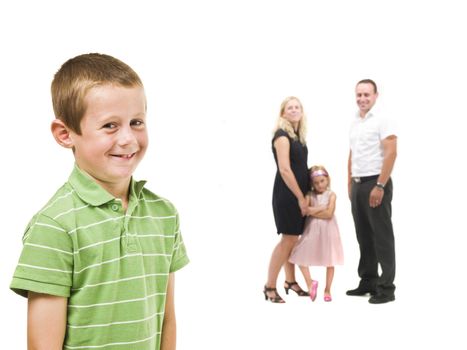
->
[311, 169, 328, 178]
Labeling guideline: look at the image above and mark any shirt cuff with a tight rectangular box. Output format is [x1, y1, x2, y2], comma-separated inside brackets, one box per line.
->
[10, 277, 71, 298]
[169, 255, 190, 273]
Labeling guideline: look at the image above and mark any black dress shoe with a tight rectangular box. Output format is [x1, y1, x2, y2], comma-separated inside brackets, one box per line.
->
[368, 294, 395, 304]
[346, 287, 376, 296]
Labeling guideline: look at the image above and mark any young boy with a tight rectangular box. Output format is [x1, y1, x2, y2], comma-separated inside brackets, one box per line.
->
[10, 53, 189, 350]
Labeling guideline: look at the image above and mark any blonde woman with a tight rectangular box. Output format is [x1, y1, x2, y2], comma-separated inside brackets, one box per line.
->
[264, 97, 310, 303]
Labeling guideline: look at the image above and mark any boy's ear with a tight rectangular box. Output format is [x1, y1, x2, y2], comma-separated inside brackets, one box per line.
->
[51, 119, 74, 149]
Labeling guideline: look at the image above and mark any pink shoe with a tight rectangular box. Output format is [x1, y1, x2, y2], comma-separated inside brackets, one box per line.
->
[310, 281, 318, 301]
[324, 295, 332, 302]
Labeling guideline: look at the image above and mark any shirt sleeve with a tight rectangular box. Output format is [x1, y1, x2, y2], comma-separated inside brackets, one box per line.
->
[169, 212, 189, 273]
[379, 115, 398, 140]
[272, 128, 289, 143]
[10, 213, 73, 298]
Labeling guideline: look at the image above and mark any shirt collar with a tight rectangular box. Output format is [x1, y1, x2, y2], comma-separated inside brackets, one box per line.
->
[355, 109, 376, 120]
[68, 164, 147, 206]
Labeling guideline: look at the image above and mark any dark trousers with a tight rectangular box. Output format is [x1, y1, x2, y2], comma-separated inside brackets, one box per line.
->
[351, 178, 396, 296]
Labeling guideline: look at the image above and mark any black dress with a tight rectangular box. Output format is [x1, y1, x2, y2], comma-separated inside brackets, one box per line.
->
[272, 129, 309, 235]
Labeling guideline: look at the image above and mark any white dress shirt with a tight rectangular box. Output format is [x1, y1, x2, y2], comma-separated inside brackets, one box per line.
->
[349, 110, 397, 177]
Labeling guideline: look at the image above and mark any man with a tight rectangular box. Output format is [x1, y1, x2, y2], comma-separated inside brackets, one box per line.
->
[347, 79, 397, 304]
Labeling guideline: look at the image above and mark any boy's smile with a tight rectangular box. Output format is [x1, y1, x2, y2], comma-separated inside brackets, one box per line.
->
[69, 84, 148, 198]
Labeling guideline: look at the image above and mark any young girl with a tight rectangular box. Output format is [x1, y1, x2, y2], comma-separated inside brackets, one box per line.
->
[289, 165, 344, 301]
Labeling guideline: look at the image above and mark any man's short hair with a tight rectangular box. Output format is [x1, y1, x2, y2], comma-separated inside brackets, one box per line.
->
[356, 79, 378, 94]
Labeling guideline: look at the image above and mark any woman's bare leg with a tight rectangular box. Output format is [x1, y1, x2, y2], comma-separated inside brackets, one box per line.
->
[265, 234, 298, 299]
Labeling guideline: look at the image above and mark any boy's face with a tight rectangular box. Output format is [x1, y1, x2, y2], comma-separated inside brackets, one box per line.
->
[70, 84, 148, 192]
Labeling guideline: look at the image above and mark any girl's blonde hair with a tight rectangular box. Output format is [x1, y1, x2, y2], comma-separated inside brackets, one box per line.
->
[273, 96, 307, 145]
[310, 165, 331, 193]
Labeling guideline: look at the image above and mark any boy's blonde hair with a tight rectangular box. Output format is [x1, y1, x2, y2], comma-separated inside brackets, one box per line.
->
[273, 96, 307, 145]
[310, 165, 331, 193]
[51, 53, 143, 135]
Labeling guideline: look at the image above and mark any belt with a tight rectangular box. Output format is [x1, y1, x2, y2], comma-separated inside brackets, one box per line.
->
[352, 174, 379, 183]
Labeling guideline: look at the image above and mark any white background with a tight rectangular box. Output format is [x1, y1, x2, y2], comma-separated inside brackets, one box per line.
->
[1, 0, 466, 349]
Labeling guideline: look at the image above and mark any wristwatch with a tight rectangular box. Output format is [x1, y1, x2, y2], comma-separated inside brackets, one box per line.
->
[375, 182, 385, 190]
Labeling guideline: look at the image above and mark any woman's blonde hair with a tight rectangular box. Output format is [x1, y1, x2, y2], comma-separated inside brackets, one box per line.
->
[273, 96, 307, 145]
[309, 165, 331, 193]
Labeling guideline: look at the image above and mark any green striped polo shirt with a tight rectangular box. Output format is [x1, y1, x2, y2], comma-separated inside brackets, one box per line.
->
[10, 165, 189, 349]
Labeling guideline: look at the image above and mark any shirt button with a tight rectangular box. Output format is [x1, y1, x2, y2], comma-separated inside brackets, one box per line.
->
[127, 244, 138, 252]
[111, 204, 119, 211]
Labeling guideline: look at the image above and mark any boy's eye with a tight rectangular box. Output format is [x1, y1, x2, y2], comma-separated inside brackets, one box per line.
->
[131, 119, 145, 127]
[103, 122, 117, 129]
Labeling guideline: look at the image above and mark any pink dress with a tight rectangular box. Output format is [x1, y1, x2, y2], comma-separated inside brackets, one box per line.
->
[289, 191, 344, 266]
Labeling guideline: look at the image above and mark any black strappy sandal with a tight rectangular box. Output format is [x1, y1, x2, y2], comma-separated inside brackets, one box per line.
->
[284, 281, 309, 296]
[263, 286, 285, 303]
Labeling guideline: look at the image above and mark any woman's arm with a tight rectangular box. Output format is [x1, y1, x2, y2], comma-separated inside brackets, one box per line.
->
[274, 136, 307, 214]
[161, 273, 176, 350]
[28, 292, 67, 350]
[306, 192, 337, 220]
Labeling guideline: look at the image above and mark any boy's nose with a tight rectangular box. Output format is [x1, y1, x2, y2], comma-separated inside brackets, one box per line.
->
[118, 126, 137, 146]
